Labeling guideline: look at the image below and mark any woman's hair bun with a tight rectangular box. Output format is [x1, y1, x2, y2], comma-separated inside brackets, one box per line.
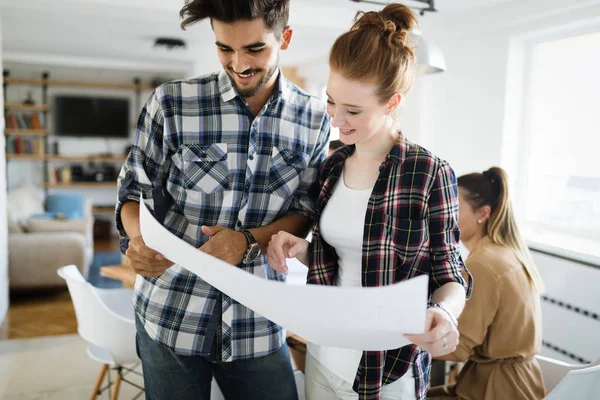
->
[353, 3, 418, 48]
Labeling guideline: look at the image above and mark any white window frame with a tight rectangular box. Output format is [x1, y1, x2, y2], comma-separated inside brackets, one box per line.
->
[502, 18, 600, 266]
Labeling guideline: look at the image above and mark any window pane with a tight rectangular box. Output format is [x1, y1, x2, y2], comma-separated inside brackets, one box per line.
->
[525, 31, 600, 259]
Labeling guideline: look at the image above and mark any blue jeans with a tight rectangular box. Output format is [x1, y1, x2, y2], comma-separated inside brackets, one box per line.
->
[135, 315, 298, 400]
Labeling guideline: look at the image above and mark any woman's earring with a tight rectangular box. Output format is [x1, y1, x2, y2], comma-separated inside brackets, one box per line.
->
[477, 219, 482, 224]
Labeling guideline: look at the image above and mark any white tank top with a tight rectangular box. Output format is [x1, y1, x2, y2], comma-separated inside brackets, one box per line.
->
[307, 170, 371, 383]
[308, 169, 414, 382]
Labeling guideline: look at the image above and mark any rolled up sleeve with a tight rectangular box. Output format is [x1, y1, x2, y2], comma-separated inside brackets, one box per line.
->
[115, 89, 170, 253]
[428, 160, 473, 298]
[285, 113, 330, 220]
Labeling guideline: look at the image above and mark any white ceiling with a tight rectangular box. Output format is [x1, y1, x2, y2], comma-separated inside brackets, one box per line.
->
[0, 0, 516, 75]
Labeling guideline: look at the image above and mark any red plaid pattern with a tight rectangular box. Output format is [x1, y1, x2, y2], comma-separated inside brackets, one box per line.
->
[307, 137, 472, 399]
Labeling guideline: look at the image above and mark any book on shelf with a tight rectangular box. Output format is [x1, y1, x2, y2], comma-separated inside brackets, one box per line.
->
[6, 137, 15, 154]
[30, 112, 42, 129]
[33, 137, 45, 155]
[5, 136, 45, 155]
[13, 136, 22, 153]
[5, 113, 18, 129]
[16, 113, 28, 129]
[4, 111, 42, 130]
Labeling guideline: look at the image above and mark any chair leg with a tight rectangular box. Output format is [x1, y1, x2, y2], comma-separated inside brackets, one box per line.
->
[110, 368, 122, 400]
[90, 364, 108, 400]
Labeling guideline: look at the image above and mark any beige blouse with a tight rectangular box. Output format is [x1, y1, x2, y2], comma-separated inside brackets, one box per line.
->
[428, 236, 546, 400]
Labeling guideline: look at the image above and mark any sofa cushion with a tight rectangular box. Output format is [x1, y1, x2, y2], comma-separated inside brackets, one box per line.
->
[7, 219, 23, 233]
[31, 211, 74, 220]
[26, 217, 87, 235]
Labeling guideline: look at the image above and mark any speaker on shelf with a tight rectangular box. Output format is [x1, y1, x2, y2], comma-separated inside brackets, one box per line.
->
[70, 165, 84, 182]
[101, 164, 118, 181]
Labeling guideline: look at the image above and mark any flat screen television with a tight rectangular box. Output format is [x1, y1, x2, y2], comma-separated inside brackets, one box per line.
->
[53, 95, 130, 138]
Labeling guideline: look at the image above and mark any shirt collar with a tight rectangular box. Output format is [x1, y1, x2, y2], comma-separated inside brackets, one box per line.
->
[218, 68, 288, 104]
[218, 70, 237, 103]
[327, 133, 411, 170]
[275, 68, 291, 102]
[386, 133, 410, 163]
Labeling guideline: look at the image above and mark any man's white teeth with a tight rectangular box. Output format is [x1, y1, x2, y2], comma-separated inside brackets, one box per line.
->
[238, 73, 255, 78]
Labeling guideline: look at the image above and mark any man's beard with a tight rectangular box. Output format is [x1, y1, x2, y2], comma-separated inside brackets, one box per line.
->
[228, 58, 279, 98]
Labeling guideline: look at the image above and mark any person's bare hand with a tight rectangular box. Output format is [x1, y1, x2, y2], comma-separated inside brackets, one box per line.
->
[404, 308, 459, 357]
[267, 231, 308, 274]
[199, 225, 247, 265]
[126, 235, 174, 277]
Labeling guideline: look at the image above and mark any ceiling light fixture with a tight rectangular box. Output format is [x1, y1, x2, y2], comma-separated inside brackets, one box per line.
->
[410, 30, 446, 74]
[154, 37, 187, 50]
[350, 0, 436, 16]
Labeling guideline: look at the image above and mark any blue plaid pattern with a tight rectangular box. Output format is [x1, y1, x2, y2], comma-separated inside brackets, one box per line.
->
[116, 70, 330, 361]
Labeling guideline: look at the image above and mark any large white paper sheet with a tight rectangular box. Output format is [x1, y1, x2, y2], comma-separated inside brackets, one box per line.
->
[140, 198, 427, 350]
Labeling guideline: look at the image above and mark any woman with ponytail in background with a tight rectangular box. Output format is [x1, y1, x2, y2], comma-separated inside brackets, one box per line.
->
[267, 4, 472, 399]
[428, 167, 546, 400]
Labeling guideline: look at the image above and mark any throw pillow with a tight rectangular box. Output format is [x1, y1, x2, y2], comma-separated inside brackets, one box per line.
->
[45, 194, 85, 219]
[7, 184, 45, 230]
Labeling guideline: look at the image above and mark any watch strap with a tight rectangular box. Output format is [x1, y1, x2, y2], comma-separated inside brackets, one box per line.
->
[239, 229, 257, 246]
[239, 229, 260, 264]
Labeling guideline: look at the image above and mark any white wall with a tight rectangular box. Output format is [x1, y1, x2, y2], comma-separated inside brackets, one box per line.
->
[296, 0, 600, 178]
[415, 0, 600, 177]
[0, 13, 8, 328]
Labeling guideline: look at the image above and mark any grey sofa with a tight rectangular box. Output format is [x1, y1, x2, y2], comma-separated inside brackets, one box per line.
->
[6, 185, 94, 290]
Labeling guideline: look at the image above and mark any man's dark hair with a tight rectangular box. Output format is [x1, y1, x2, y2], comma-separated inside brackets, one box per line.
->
[180, 0, 290, 37]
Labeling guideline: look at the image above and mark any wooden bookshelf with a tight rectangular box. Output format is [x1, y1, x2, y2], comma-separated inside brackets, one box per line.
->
[5, 70, 140, 215]
[4, 77, 154, 91]
[46, 155, 127, 162]
[6, 154, 46, 161]
[44, 182, 117, 189]
[4, 104, 50, 112]
[5, 129, 48, 136]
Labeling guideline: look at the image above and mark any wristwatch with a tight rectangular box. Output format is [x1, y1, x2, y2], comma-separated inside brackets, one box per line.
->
[429, 303, 458, 328]
[239, 229, 261, 264]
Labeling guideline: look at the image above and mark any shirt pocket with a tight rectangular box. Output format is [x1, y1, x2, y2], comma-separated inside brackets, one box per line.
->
[267, 147, 308, 198]
[177, 143, 230, 194]
[383, 214, 428, 266]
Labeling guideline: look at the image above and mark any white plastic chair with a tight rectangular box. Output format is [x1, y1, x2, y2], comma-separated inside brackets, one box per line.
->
[295, 370, 306, 400]
[58, 265, 142, 400]
[536, 355, 600, 399]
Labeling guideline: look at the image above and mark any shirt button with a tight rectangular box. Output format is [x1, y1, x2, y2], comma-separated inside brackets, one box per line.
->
[245, 183, 251, 192]
[236, 221, 242, 228]
[249, 155, 254, 161]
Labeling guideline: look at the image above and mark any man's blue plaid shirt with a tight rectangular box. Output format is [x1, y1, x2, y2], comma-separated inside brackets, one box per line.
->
[116, 70, 330, 361]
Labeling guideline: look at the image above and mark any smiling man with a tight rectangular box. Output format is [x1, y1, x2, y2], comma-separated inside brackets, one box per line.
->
[115, 1, 330, 399]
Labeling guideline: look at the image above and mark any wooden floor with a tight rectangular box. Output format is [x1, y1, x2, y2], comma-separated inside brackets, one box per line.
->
[0, 236, 121, 340]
